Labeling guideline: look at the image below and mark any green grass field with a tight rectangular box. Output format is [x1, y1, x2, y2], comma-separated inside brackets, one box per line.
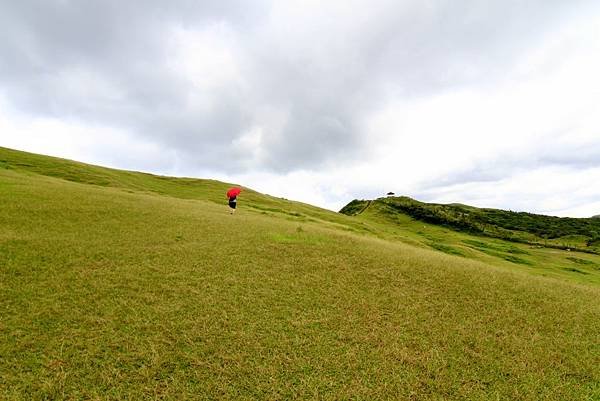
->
[341, 196, 600, 254]
[1, 147, 600, 400]
[345, 200, 600, 286]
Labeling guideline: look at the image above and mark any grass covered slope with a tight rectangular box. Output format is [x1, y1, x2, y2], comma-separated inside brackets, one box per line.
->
[342, 197, 600, 251]
[341, 197, 600, 284]
[1, 148, 600, 400]
[0, 146, 362, 230]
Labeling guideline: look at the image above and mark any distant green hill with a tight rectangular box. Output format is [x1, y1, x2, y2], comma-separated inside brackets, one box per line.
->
[2, 147, 600, 400]
[341, 196, 600, 253]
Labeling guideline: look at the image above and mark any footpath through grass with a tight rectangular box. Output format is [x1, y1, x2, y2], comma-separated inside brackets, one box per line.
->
[1, 148, 600, 400]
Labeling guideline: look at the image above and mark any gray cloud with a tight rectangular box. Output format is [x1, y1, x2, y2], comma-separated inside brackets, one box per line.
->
[414, 137, 600, 206]
[0, 0, 597, 174]
[537, 143, 600, 170]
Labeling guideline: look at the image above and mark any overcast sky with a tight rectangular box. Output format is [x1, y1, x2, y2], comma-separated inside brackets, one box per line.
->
[1, 0, 600, 216]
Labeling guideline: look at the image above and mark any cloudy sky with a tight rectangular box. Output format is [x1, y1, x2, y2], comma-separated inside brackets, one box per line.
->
[1, 0, 600, 216]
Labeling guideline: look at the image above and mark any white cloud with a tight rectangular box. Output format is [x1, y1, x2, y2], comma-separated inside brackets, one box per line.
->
[417, 165, 600, 217]
[1, 1, 600, 217]
[167, 23, 243, 93]
[355, 9, 600, 216]
[0, 97, 177, 173]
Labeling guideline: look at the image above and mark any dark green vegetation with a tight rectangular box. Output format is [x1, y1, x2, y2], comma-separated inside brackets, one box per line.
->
[342, 196, 600, 253]
[2, 147, 600, 400]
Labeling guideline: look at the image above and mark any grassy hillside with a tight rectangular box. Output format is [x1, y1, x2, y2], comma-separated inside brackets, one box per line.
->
[342, 197, 600, 252]
[1, 147, 600, 400]
[340, 197, 600, 285]
[0, 147, 364, 231]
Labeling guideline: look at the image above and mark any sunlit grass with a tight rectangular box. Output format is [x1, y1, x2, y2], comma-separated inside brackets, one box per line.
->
[1, 147, 600, 400]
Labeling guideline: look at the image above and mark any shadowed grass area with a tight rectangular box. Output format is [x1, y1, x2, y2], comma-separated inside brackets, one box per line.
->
[1, 147, 600, 400]
[427, 242, 465, 257]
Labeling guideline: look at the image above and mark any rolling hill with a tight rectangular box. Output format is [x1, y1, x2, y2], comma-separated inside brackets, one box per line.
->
[1, 147, 599, 400]
[340, 196, 600, 284]
[341, 196, 600, 252]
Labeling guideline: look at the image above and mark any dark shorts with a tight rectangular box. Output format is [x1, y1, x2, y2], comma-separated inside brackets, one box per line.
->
[229, 201, 237, 209]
